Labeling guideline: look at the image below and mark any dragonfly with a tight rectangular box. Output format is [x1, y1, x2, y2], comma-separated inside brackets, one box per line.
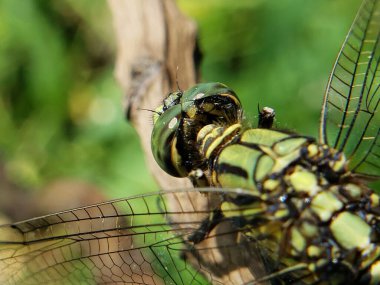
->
[1, 0, 380, 284]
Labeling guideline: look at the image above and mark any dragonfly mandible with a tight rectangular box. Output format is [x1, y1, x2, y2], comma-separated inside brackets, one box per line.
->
[1, 0, 380, 284]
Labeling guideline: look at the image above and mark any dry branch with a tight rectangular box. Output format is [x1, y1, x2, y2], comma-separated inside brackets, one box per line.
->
[108, 0, 196, 190]
[107, 1, 264, 284]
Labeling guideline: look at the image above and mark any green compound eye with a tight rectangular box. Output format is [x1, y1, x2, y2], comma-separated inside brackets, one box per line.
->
[151, 104, 185, 177]
[181, 83, 241, 121]
[151, 82, 242, 178]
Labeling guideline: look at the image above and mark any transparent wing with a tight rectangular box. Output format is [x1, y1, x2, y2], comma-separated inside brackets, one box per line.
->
[0, 189, 283, 285]
[320, 0, 380, 178]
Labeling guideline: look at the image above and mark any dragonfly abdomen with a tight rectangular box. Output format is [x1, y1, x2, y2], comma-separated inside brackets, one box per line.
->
[195, 122, 380, 283]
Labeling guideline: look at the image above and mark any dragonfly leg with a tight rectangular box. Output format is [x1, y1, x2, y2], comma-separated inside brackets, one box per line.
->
[188, 168, 210, 187]
[188, 208, 224, 244]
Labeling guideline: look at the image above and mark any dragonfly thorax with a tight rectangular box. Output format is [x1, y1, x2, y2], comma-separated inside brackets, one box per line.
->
[151, 80, 380, 284]
[207, 127, 380, 283]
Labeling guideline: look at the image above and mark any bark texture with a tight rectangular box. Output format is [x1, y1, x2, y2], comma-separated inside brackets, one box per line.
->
[107, 1, 264, 284]
[108, 0, 197, 191]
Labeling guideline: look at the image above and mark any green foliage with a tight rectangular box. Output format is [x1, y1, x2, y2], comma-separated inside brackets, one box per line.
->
[0, 0, 155, 199]
[2, 0, 376, 209]
[179, 0, 360, 136]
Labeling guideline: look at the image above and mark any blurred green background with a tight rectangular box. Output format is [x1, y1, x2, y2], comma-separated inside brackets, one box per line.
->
[0, 0, 365, 221]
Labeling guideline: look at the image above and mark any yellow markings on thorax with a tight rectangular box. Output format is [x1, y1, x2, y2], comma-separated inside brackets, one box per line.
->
[215, 144, 266, 191]
[273, 137, 307, 156]
[255, 155, 275, 181]
[197, 123, 242, 160]
[197, 124, 215, 142]
[290, 227, 306, 254]
[307, 144, 319, 157]
[241, 130, 309, 169]
[271, 138, 308, 172]
[273, 206, 289, 219]
[307, 143, 347, 173]
[311, 191, 343, 222]
[222, 92, 241, 106]
[307, 245, 322, 258]
[300, 221, 318, 238]
[185, 104, 197, 119]
[221, 201, 265, 218]
[263, 179, 280, 191]
[360, 246, 380, 272]
[344, 183, 362, 199]
[330, 212, 371, 250]
[241, 129, 289, 146]
[369, 261, 380, 284]
[287, 166, 320, 195]
[370, 193, 380, 207]
[329, 153, 346, 172]
[170, 136, 185, 176]
[271, 150, 302, 173]
[202, 102, 218, 112]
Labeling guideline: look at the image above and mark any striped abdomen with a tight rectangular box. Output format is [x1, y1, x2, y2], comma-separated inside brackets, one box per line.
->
[197, 124, 380, 284]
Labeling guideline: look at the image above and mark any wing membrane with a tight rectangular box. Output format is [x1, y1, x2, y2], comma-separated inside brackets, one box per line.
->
[320, 0, 380, 178]
[0, 189, 273, 285]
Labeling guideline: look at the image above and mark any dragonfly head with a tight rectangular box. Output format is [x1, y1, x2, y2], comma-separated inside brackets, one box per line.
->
[151, 82, 243, 177]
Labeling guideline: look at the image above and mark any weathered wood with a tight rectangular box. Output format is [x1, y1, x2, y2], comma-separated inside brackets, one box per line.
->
[107, 1, 263, 284]
[107, 0, 196, 191]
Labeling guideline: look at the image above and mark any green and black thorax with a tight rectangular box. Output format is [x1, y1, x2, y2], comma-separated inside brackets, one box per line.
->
[151, 82, 380, 284]
[152, 82, 348, 192]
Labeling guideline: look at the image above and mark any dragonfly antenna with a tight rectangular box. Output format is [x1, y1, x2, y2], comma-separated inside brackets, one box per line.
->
[138, 108, 160, 115]
[175, 66, 183, 92]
